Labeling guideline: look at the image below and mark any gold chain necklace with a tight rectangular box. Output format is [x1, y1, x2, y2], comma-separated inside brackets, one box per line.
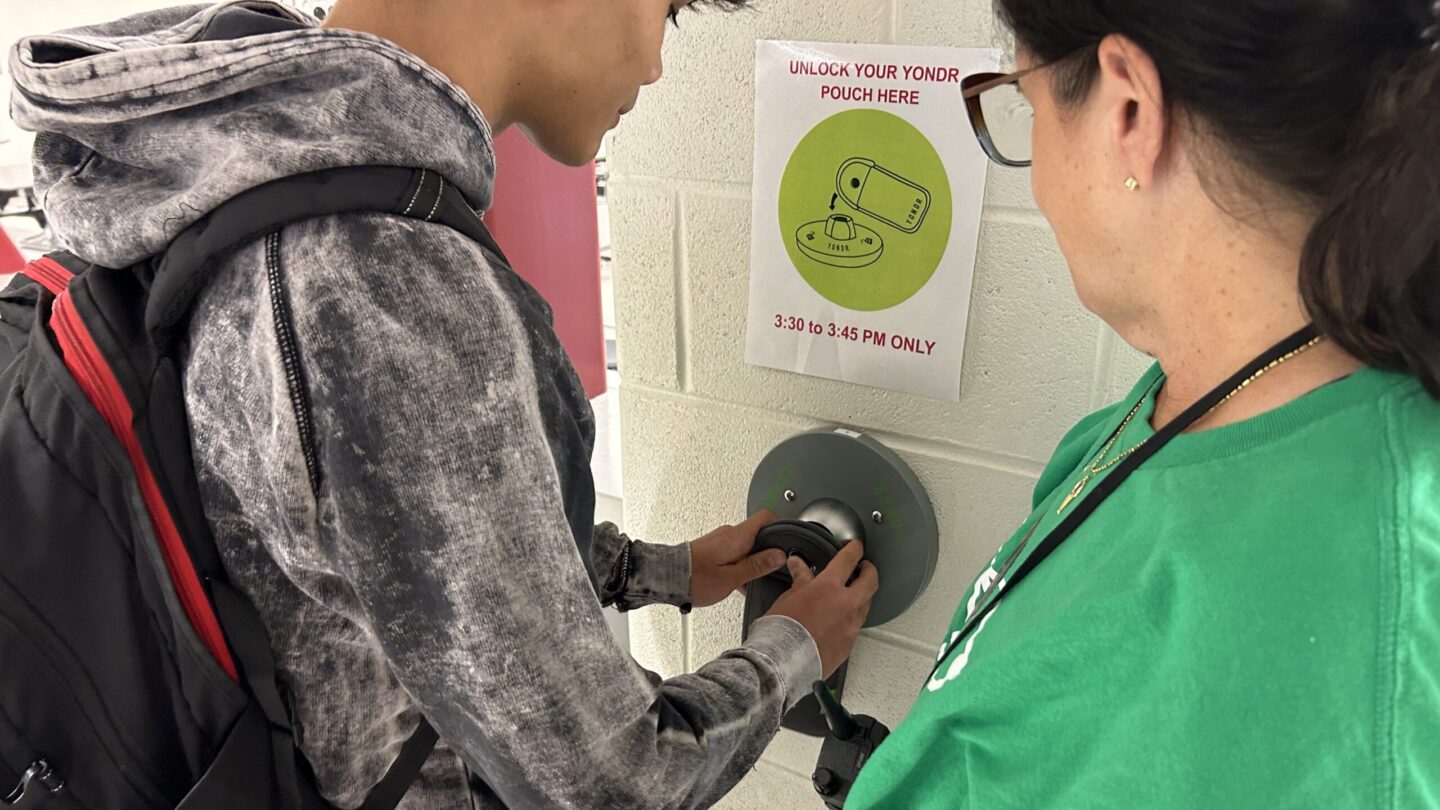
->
[1056, 335, 1325, 514]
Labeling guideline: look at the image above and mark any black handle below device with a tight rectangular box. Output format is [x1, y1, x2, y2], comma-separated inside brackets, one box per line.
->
[811, 682, 889, 808]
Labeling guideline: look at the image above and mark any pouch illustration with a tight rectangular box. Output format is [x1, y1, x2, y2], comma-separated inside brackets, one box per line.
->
[836, 158, 931, 234]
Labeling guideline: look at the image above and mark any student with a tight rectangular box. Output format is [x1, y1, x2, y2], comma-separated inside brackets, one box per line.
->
[847, 0, 1440, 806]
[8, 0, 878, 807]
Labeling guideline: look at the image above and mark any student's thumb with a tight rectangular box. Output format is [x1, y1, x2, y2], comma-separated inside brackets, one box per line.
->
[741, 548, 787, 585]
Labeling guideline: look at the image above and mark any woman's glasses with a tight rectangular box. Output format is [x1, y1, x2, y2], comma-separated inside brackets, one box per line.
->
[962, 46, 1101, 168]
[961, 68, 1039, 168]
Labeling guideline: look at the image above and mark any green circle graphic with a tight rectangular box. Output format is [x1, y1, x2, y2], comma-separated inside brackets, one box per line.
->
[779, 109, 952, 311]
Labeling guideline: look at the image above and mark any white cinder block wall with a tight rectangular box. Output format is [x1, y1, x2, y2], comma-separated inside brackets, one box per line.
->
[606, 1, 1151, 805]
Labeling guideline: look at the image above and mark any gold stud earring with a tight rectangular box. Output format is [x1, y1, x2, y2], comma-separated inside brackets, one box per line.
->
[1124, 177, 1140, 191]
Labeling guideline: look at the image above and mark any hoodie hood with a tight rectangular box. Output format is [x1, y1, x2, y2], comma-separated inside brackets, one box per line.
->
[8, 0, 496, 267]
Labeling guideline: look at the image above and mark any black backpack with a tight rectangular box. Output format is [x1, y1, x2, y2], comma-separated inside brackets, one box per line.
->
[0, 166, 505, 809]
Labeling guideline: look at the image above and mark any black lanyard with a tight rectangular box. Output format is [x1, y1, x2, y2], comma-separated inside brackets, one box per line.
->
[925, 324, 1321, 683]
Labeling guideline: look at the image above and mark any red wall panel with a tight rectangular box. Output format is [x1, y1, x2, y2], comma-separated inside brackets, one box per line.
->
[485, 129, 607, 399]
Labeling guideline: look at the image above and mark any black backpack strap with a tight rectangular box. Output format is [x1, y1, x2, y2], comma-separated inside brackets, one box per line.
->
[357, 718, 440, 810]
[158, 166, 491, 808]
[208, 581, 309, 809]
[147, 165, 506, 338]
[213, 579, 438, 810]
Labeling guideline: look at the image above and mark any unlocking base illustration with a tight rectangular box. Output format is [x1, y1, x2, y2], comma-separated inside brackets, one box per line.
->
[779, 109, 953, 312]
[796, 213, 885, 268]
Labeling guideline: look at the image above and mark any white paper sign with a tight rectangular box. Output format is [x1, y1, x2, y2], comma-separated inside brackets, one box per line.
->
[745, 40, 999, 401]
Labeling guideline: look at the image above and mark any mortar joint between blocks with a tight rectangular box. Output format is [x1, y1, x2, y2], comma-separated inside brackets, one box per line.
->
[674, 193, 693, 393]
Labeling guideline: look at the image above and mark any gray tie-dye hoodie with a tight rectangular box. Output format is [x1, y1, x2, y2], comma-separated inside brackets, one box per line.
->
[7, 2, 820, 807]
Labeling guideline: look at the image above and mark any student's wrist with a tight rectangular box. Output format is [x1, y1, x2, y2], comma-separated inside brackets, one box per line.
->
[608, 536, 693, 613]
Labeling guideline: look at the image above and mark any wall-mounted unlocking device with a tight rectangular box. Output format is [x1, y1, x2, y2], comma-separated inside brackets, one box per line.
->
[740, 428, 939, 737]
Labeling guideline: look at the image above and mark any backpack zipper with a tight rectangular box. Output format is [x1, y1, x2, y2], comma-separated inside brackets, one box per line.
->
[4, 759, 64, 807]
[265, 231, 322, 497]
[0, 579, 168, 806]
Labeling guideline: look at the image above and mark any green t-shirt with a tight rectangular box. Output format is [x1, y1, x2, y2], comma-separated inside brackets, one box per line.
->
[847, 365, 1440, 809]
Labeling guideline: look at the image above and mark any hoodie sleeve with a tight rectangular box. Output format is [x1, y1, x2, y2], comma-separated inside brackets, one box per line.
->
[280, 213, 821, 809]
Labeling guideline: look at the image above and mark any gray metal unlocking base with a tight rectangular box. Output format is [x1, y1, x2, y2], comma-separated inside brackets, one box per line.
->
[746, 428, 939, 627]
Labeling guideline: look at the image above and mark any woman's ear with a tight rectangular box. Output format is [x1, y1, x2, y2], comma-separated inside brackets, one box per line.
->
[1094, 34, 1169, 189]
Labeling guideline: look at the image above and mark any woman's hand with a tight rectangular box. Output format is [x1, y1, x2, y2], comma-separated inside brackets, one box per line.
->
[688, 510, 787, 609]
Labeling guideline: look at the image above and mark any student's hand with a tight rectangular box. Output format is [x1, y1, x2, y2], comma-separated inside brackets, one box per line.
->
[688, 510, 787, 609]
[766, 541, 878, 678]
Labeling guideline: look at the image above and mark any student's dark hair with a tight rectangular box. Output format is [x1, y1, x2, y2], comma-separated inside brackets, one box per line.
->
[998, 0, 1440, 397]
[671, 0, 754, 25]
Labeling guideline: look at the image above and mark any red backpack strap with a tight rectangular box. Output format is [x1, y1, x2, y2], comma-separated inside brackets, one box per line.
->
[19, 256, 75, 295]
[46, 274, 239, 683]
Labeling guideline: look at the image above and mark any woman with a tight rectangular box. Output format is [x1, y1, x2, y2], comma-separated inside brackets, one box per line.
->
[847, 1, 1440, 806]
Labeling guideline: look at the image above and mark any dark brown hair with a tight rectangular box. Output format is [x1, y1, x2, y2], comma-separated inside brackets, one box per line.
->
[671, 0, 754, 25]
[998, 0, 1440, 396]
